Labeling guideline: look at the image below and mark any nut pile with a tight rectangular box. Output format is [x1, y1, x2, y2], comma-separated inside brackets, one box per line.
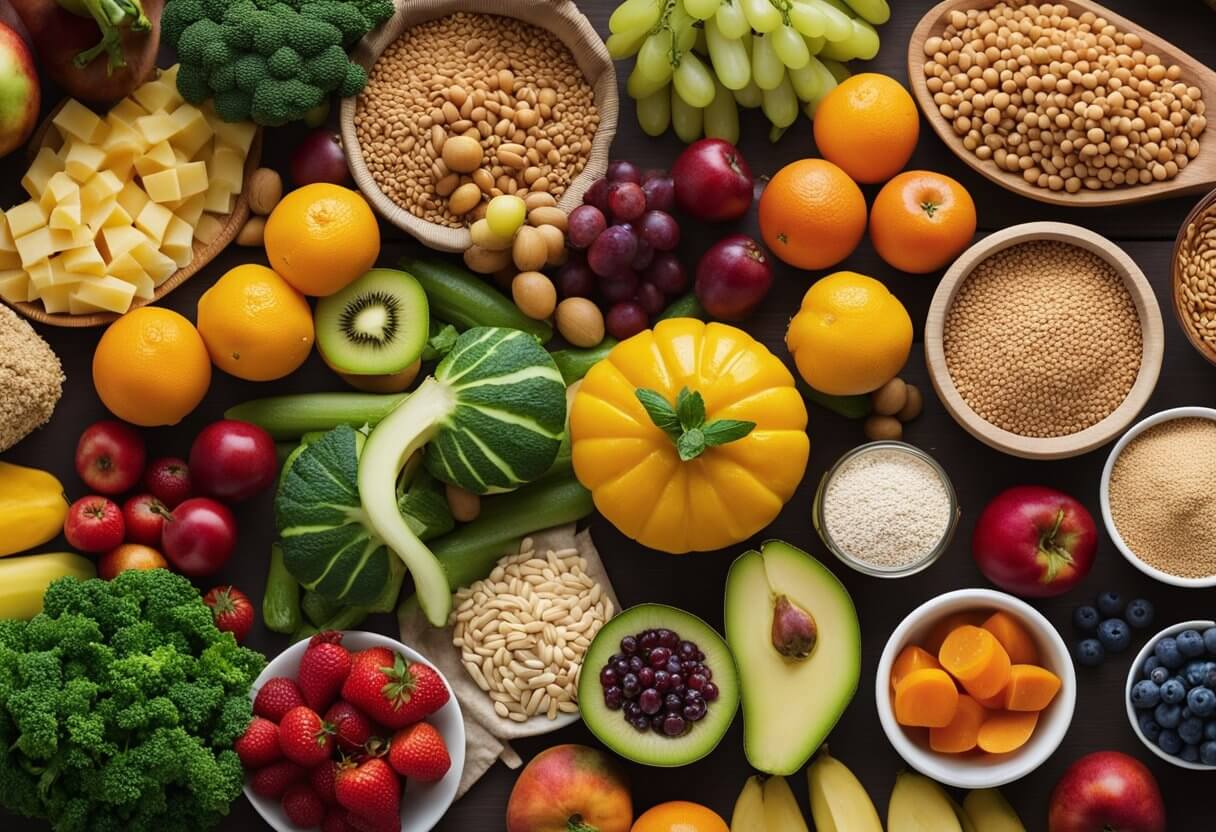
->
[1177, 202, 1216, 351]
[944, 240, 1142, 437]
[355, 13, 599, 227]
[923, 2, 1205, 193]
[452, 541, 612, 722]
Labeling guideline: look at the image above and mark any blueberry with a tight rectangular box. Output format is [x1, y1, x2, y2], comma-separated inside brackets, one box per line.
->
[1131, 679, 1162, 708]
[1162, 678, 1188, 704]
[1182, 744, 1201, 763]
[1151, 666, 1170, 685]
[1072, 605, 1101, 633]
[1190, 687, 1216, 718]
[1155, 637, 1185, 669]
[1075, 638, 1105, 667]
[1207, 668, 1216, 689]
[1139, 712, 1163, 741]
[1185, 660, 1213, 687]
[1181, 716, 1206, 745]
[1179, 629, 1206, 658]
[1158, 728, 1183, 755]
[1097, 591, 1125, 617]
[1098, 618, 1131, 653]
[1156, 702, 1183, 728]
[1206, 721, 1216, 742]
[1126, 599, 1155, 629]
[1205, 628, 1216, 655]
[1144, 655, 1161, 674]
[1203, 741, 1216, 766]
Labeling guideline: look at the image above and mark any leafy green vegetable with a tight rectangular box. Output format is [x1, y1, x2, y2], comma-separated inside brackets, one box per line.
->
[0, 569, 264, 832]
[262, 543, 302, 634]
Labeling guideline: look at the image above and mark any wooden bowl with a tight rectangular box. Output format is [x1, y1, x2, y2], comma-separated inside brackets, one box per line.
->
[907, 0, 1216, 207]
[925, 222, 1164, 459]
[8, 99, 262, 328]
[340, 0, 618, 253]
[1171, 186, 1216, 365]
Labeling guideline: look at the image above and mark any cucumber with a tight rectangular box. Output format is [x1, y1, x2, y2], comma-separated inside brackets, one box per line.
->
[262, 543, 302, 634]
[226, 393, 406, 440]
[401, 256, 553, 343]
[658, 291, 707, 321]
[552, 338, 618, 384]
[800, 383, 872, 420]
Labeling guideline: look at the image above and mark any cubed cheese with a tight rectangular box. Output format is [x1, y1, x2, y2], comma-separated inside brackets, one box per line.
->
[53, 99, 103, 143]
[107, 251, 147, 283]
[92, 170, 124, 198]
[101, 202, 133, 230]
[133, 140, 176, 176]
[49, 226, 93, 253]
[130, 240, 177, 285]
[132, 79, 180, 115]
[40, 172, 79, 211]
[63, 244, 106, 276]
[127, 271, 156, 300]
[0, 251, 21, 270]
[49, 254, 88, 286]
[81, 175, 113, 212]
[108, 97, 148, 128]
[104, 151, 137, 183]
[175, 161, 209, 198]
[64, 142, 107, 183]
[38, 283, 74, 314]
[116, 180, 149, 219]
[174, 193, 206, 227]
[168, 105, 213, 158]
[142, 168, 182, 203]
[211, 120, 257, 158]
[85, 197, 117, 234]
[0, 217, 14, 252]
[22, 148, 64, 199]
[208, 146, 245, 193]
[161, 216, 195, 268]
[25, 258, 54, 290]
[203, 183, 233, 214]
[16, 228, 55, 267]
[0, 270, 30, 304]
[135, 112, 176, 145]
[193, 213, 224, 245]
[50, 202, 82, 231]
[135, 201, 174, 244]
[6, 201, 47, 238]
[101, 225, 146, 260]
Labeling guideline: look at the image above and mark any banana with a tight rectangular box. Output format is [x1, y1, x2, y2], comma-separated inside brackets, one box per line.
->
[763, 775, 810, 832]
[950, 796, 979, 832]
[888, 771, 962, 832]
[0, 552, 96, 619]
[731, 775, 767, 832]
[807, 749, 883, 832]
[963, 788, 1026, 832]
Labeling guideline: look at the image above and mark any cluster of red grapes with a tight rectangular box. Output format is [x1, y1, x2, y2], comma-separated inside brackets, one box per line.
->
[557, 160, 688, 340]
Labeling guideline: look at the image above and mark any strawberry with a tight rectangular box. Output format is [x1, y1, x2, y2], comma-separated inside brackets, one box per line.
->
[322, 810, 356, 832]
[250, 760, 306, 799]
[334, 757, 400, 824]
[340, 650, 450, 729]
[298, 631, 353, 712]
[344, 811, 399, 832]
[310, 760, 339, 806]
[234, 716, 281, 769]
[324, 700, 374, 753]
[387, 722, 450, 783]
[282, 782, 327, 827]
[279, 706, 335, 767]
[202, 585, 255, 643]
[64, 496, 125, 553]
[254, 676, 307, 722]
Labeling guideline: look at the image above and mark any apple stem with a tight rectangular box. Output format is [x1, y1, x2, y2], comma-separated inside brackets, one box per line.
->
[567, 815, 599, 832]
[1037, 508, 1075, 581]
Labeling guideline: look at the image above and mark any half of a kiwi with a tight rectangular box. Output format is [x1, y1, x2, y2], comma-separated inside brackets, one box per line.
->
[315, 269, 429, 375]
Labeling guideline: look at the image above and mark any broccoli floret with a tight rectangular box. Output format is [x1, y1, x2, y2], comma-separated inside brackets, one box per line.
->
[300, 1, 368, 47]
[302, 43, 348, 90]
[355, 0, 394, 28]
[214, 88, 254, 122]
[268, 46, 304, 80]
[221, 21, 254, 51]
[232, 52, 270, 93]
[199, 0, 232, 18]
[161, 0, 208, 47]
[287, 16, 343, 57]
[210, 63, 238, 93]
[252, 11, 288, 56]
[339, 61, 368, 98]
[177, 18, 224, 66]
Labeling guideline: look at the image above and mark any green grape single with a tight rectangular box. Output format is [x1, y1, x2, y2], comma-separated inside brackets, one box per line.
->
[788, 57, 824, 102]
[607, 27, 650, 59]
[670, 2, 699, 52]
[684, 0, 723, 20]
[788, 1, 827, 38]
[609, 0, 663, 35]
[808, 0, 854, 41]
[673, 51, 716, 108]
[740, 0, 781, 33]
[821, 57, 852, 83]
[843, 0, 890, 24]
[805, 65, 839, 117]
[628, 62, 670, 99]
[818, 17, 880, 61]
[671, 86, 704, 143]
[733, 78, 763, 108]
[805, 34, 826, 55]
[771, 24, 810, 69]
[705, 17, 751, 90]
[637, 85, 672, 136]
[751, 33, 785, 90]
[714, 0, 752, 39]
[762, 72, 799, 130]
[704, 78, 740, 144]
[637, 31, 676, 84]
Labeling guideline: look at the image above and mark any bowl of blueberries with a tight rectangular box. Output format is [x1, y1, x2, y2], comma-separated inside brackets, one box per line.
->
[1126, 619, 1216, 769]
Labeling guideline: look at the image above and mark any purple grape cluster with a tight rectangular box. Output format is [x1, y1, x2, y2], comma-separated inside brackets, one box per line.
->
[558, 160, 688, 341]
[598, 627, 719, 738]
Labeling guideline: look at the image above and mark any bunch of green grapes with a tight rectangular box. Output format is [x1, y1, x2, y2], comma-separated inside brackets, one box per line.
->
[607, 0, 888, 143]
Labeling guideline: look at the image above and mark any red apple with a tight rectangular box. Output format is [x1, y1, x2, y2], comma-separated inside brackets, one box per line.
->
[506, 744, 631, 832]
[672, 138, 754, 222]
[291, 129, 350, 187]
[0, 21, 36, 158]
[971, 485, 1096, 598]
[160, 497, 237, 576]
[189, 420, 278, 502]
[695, 234, 773, 321]
[75, 420, 146, 495]
[1049, 751, 1165, 832]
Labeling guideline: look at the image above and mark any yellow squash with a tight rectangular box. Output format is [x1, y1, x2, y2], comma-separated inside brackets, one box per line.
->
[0, 552, 96, 620]
[0, 461, 68, 557]
[570, 319, 809, 554]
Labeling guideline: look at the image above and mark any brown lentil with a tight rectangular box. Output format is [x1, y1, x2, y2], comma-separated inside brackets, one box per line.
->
[1177, 202, 1216, 352]
[355, 12, 599, 228]
[944, 240, 1141, 437]
[1108, 417, 1216, 579]
[923, 2, 1205, 194]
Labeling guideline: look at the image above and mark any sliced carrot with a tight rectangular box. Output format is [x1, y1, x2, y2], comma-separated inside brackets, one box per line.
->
[923, 611, 990, 654]
[977, 710, 1038, 754]
[894, 668, 960, 728]
[930, 695, 987, 753]
[975, 688, 1007, 710]
[982, 611, 1040, 665]
[1004, 664, 1061, 712]
[938, 625, 1012, 699]
[891, 645, 942, 690]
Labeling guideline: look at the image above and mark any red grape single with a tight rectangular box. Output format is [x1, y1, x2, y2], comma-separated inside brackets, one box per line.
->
[645, 252, 689, 296]
[588, 225, 638, 277]
[638, 210, 680, 251]
[641, 176, 675, 212]
[606, 302, 649, 340]
[608, 182, 646, 222]
[599, 269, 640, 304]
[631, 239, 655, 271]
[635, 282, 666, 316]
[568, 205, 607, 249]
[608, 160, 643, 184]
[583, 177, 610, 213]
[556, 260, 596, 298]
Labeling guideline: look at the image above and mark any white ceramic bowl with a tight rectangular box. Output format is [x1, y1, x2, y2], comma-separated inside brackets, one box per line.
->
[876, 589, 1076, 788]
[244, 631, 465, 832]
[1100, 406, 1216, 588]
[1126, 619, 1216, 770]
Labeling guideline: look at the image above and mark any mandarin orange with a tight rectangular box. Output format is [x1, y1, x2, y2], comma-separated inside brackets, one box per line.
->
[869, 171, 977, 273]
[813, 73, 919, 184]
[758, 159, 866, 271]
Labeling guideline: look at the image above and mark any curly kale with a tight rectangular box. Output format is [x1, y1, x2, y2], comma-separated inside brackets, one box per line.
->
[164, 0, 388, 124]
[0, 569, 265, 832]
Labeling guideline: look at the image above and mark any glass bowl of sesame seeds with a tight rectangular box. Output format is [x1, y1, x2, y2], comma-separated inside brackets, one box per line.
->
[812, 441, 961, 579]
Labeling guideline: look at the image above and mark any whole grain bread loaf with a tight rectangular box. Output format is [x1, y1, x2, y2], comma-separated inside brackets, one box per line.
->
[0, 304, 63, 452]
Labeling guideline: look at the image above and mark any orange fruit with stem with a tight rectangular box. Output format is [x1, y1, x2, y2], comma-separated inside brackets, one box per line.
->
[870, 171, 977, 274]
[758, 159, 866, 271]
[813, 73, 920, 184]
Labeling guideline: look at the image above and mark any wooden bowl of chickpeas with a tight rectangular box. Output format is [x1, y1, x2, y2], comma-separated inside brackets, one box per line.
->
[340, 0, 618, 251]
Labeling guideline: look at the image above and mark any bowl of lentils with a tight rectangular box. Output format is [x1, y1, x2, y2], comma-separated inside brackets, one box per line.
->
[925, 221, 1164, 459]
[340, 0, 617, 252]
[1126, 619, 1216, 769]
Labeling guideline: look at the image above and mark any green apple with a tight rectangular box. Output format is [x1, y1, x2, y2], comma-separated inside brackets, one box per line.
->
[0, 21, 37, 159]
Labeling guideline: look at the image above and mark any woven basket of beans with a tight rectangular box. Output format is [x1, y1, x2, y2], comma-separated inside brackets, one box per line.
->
[341, 0, 618, 252]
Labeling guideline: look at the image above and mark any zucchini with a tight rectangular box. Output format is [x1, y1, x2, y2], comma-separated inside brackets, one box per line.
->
[658, 291, 706, 321]
[262, 543, 302, 634]
[552, 338, 618, 384]
[226, 393, 406, 440]
[401, 256, 552, 343]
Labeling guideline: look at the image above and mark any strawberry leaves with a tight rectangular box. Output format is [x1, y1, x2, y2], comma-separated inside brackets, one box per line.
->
[635, 386, 756, 461]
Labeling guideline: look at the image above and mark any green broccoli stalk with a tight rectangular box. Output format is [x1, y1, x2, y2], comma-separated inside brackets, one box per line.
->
[58, 0, 151, 73]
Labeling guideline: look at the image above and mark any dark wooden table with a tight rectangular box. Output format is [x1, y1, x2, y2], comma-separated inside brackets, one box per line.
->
[5, 1, 1216, 829]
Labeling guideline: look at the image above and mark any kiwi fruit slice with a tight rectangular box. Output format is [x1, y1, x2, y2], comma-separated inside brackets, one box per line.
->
[315, 269, 428, 375]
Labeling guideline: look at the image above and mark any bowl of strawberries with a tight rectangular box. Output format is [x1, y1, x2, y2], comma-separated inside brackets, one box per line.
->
[239, 630, 465, 832]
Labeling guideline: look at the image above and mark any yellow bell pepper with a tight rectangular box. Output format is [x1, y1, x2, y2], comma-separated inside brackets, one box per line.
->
[0, 461, 68, 557]
[570, 319, 809, 554]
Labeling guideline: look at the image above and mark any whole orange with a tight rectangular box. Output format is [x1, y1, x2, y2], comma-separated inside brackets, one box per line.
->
[92, 307, 211, 426]
[264, 183, 380, 296]
[99, 544, 167, 580]
[758, 159, 866, 271]
[870, 171, 977, 274]
[197, 264, 315, 381]
[813, 73, 919, 184]
[631, 801, 728, 832]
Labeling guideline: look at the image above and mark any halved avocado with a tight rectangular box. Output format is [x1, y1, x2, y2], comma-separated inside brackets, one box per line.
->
[578, 603, 739, 767]
[725, 540, 861, 775]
